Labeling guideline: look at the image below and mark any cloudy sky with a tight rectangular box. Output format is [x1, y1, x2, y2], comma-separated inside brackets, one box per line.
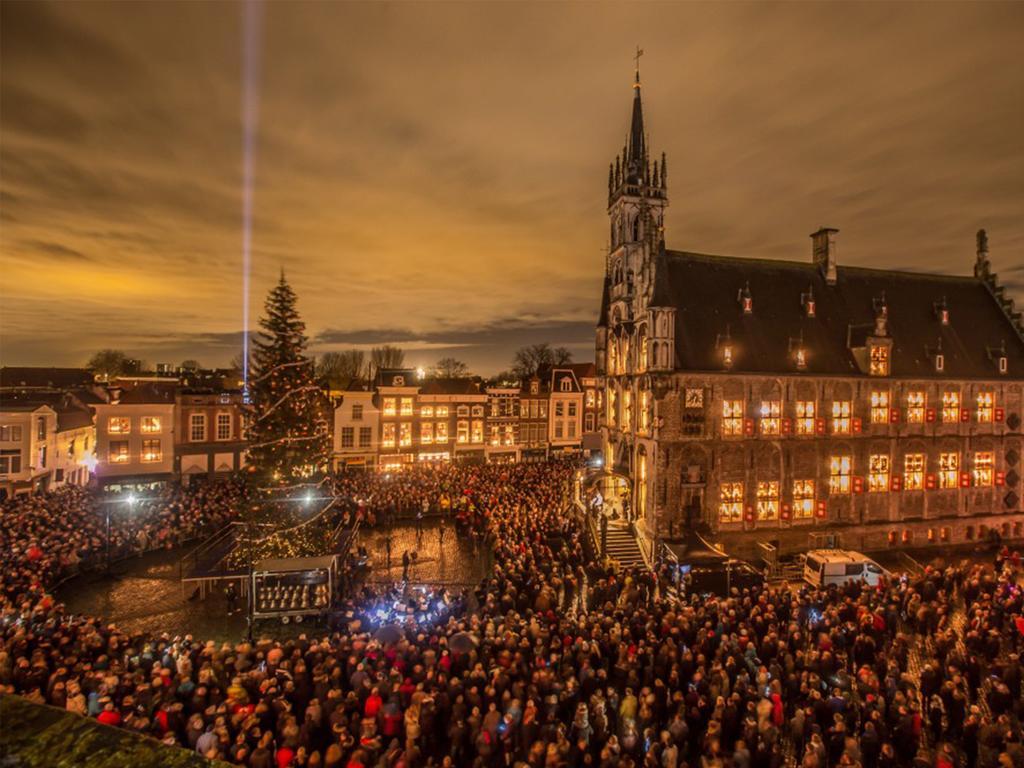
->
[2, 2, 1022, 375]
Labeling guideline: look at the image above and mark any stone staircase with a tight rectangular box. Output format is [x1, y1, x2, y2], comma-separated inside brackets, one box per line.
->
[604, 523, 647, 568]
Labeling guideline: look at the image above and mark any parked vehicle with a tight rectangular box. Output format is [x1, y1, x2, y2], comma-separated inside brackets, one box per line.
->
[802, 549, 889, 587]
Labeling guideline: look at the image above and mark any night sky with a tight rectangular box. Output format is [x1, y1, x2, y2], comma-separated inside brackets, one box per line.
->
[2, 2, 1022, 375]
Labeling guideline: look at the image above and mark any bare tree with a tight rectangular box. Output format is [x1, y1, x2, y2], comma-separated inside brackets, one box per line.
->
[318, 350, 366, 388]
[434, 357, 470, 379]
[510, 343, 573, 380]
[370, 345, 405, 378]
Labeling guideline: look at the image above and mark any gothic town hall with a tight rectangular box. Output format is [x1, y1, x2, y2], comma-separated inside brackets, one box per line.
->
[595, 70, 1024, 562]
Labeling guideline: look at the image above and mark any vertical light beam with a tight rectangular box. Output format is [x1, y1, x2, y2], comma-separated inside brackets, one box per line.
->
[241, 0, 263, 394]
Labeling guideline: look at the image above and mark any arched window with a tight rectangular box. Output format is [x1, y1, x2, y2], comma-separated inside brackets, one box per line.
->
[632, 216, 640, 241]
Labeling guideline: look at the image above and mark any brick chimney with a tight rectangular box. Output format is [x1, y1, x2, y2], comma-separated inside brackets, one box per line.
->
[810, 227, 839, 285]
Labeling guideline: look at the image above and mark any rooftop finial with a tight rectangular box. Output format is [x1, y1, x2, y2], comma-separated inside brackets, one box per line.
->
[633, 45, 644, 88]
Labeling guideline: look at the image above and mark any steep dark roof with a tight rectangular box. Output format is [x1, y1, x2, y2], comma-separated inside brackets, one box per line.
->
[626, 78, 646, 173]
[0, 367, 93, 389]
[419, 378, 483, 396]
[0, 391, 94, 431]
[597, 275, 611, 328]
[661, 250, 1024, 379]
[110, 383, 177, 405]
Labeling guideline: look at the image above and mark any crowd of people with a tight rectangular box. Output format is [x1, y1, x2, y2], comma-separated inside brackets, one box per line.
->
[1, 461, 1023, 768]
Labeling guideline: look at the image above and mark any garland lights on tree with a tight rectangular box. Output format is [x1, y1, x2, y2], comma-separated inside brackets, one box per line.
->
[246, 271, 331, 489]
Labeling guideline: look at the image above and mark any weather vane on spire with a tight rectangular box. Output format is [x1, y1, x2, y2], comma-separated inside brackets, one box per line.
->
[634, 45, 644, 87]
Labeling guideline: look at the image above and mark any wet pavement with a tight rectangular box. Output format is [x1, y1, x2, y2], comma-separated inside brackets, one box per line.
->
[358, 518, 489, 586]
[59, 521, 488, 643]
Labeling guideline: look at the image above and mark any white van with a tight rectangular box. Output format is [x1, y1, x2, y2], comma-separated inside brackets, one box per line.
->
[802, 549, 889, 587]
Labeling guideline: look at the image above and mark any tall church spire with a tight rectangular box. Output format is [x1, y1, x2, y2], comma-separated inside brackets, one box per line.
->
[626, 47, 646, 178]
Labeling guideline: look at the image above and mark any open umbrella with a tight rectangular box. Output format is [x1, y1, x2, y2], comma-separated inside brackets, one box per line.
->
[449, 631, 479, 653]
[373, 624, 403, 645]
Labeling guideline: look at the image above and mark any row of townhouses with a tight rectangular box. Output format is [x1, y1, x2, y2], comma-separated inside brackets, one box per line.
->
[0, 363, 600, 497]
[332, 364, 600, 469]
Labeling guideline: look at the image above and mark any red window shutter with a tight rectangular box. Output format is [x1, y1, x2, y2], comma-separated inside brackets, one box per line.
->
[926, 408, 936, 423]
[891, 475, 902, 492]
[782, 418, 792, 435]
[995, 408, 1005, 422]
[890, 408, 900, 423]
[744, 419, 755, 436]
[781, 503, 791, 520]
[744, 505, 754, 522]
[853, 476, 864, 493]
[815, 418, 826, 435]
[926, 474, 937, 490]
[816, 500, 827, 518]
[960, 472, 971, 488]
[996, 471, 1006, 486]
[960, 408, 970, 422]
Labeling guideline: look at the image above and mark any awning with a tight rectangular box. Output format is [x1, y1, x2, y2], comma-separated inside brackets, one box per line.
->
[663, 531, 729, 565]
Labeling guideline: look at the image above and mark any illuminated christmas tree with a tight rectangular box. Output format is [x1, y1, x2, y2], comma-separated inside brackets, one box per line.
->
[246, 272, 330, 486]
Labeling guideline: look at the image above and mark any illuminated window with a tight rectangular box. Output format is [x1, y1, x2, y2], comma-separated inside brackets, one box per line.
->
[907, 391, 925, 423]
[472, 405, 485, 417]
[586, 390, 596, 408]
[723, 400, 744, 436]
[639, 390, 650, 431]
[976, 392, 994, 422]
[382, 398, 397, 417]
[400, 398, 413, 416]
[341, 428, 354, 448]
[190, 414, 206, 442]
[471, 420, 483, 443]
[831, 401, 851, 434]
[623, 390, 632, 431]
[639, 334, 648, 372]
[869, 345, 889, 376]
[756, 481, 780, 520]
[436, 422, 448, 443]
[457, 420, 469, 443]
[939, 452, 959, 488]
[420, 405, 434, 418]
[216, 413, 232, 441]
[759, 400, 781, 435]
[435, 405, 449, 418]
[382, 423, 396, 447]
[560, 378, 572, 392]
[870, 391, 889, 424]
[793, 479, 815, 518]
[109, 440, 129, 464]
[904, 453, 925, 490]
[399, 423, 412, 447]
[538, 401, 548, 418]
[973, 451, 994, 487]
[941, 391, 960, 423]
[457, 405, 470, 418]
[555, 401, 565, 417]
[421, 422, 434, 445]
[869, 454, 890, 492]
[503, 424, 515, 445]
[796, 401, 815, 435]
[719, 482, 744, 522]
[829, 455, 851, 494]
[140, 417, 161, 434]
[108, 417, 130, 434]
[607, 390, 617, 427]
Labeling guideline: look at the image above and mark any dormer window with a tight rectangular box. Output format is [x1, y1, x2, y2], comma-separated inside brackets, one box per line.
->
[789, 334, 807, 371]
[999, 356, 1008, 374]
[802, 286, 816, 318]
[738, 283, 753, 314]
[717, 327, 734, 370]
[935, 353, 945, 372]
[560, 377, 572, 392]
[795, 347, 807, 370]
[869, 344, 889, 376]
[934, 297, 949, 326]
